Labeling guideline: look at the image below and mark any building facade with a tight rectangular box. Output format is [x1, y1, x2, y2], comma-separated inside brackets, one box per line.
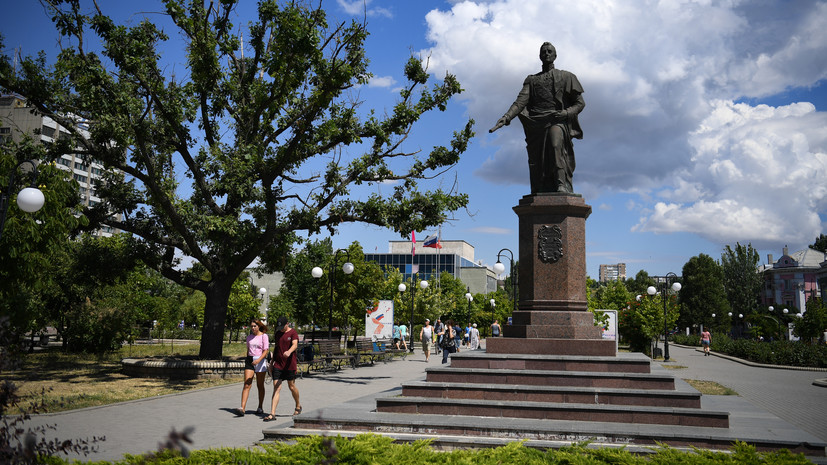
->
[1, 95, 119, 236]
[365, 240, 498, 295]
[758, 246, 826, 313]
[599, 263, 626, 282]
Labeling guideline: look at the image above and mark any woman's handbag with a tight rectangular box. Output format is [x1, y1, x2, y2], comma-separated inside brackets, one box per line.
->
[440, 330, 455, 349]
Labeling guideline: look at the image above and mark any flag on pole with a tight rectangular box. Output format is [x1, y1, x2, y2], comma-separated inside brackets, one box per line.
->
[423, 232, 442, 249]
[411, 230, 416, 256]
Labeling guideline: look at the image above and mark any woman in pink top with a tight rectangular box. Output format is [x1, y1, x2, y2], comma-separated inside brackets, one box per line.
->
[235, 319, 269, 416]
[700, 329, 711, 356]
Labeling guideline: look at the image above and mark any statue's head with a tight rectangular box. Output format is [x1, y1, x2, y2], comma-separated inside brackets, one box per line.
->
[539, 42, 557, 65]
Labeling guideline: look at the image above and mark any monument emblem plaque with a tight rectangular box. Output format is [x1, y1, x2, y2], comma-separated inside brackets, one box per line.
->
[537, 224, 563, 263]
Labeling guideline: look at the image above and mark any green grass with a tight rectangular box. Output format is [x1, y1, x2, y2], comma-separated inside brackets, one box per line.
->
[5, 342, 248, 413]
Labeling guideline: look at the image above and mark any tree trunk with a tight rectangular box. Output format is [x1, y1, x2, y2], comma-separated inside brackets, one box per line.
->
[200, 281, 232, 359]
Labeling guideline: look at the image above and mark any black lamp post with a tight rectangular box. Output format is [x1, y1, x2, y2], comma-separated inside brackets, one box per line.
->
[312, 249, 354, 341]
[647, 272, 681, 361]
[493, 248, 517, 312]
[0, 159, 45, 241]
[489, 298, 496, 338]
[464, 287, 473, 328]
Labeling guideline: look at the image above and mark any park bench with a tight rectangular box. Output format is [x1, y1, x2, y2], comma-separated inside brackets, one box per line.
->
[382, 339, 408, 361]
[354, 339, 388, 366]
[315, 340, 355, 371]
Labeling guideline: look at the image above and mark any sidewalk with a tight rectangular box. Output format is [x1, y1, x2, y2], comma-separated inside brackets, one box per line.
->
[663, 344, 827, 443]
[24, 350, 433, 462]
[23, 342, 827, 462]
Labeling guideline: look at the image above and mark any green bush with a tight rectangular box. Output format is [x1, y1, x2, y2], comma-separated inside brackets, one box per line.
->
[669, 334, 827, 368]
[41, 435, 813, 464]
[711, 335, 827, 368]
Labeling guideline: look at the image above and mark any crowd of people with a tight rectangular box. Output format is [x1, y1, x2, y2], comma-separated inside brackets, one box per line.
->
[233, 316, 504, 419]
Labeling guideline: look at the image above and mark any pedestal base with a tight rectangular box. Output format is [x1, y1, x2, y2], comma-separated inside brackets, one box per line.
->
[486, 336, 616, 356]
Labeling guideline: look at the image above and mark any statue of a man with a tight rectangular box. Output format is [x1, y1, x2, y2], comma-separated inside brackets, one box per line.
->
[490, 42, 585, 194]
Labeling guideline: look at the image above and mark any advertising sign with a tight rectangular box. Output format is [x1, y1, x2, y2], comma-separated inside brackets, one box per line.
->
[366, 300, 394, 339]
[599, 309, 618, 352]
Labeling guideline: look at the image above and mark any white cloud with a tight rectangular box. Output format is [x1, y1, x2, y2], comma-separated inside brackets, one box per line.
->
[367, 75, 397, 88]
[336, 0, 392, 18]
[635, 100, 827, 247]
[418, 0, 827, 249]
[469, 226, 512, 235]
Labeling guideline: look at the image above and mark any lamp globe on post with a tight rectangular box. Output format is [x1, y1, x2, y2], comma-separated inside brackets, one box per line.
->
[310, 267, 324, 342]
[0, 160, 45, 242]
[489, 298, 496, 338]
[17, 187, 45, 213]
[464, 290, 473, 330]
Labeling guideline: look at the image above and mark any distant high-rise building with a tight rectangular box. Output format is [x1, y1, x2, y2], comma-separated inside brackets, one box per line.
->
[599, 263, 626, 282]
[1, 95, 120, 236]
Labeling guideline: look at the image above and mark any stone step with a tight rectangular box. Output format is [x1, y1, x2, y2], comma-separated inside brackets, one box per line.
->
[374, 396, 729, 428]
[274, 411, 821, 456]
[399, 381, 702, 408]
[447, 351, 652, 373]
[425, 367, 675, 390]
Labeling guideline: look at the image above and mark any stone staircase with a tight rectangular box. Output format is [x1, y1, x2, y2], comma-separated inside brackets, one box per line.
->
[374, 351, 728, 429]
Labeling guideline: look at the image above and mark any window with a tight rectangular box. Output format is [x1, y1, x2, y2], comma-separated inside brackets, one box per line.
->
[74, 162, 87, 171]
[41, 126, 55, 138]
[73, 173, 87, 183]
[58, 158, 72, 167]
[0, 127, 10, 134]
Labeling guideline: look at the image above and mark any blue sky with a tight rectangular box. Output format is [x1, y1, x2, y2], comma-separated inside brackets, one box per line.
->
[3, 0, 826, 280]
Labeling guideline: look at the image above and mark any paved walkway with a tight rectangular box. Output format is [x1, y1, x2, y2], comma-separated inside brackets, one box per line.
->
[24, 351, 433, 462]
[22, 343, 827, 462]
[663, 345, 827, 442]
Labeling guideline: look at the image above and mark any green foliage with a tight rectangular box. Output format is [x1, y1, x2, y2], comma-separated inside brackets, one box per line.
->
[794, 298, 827, 342]
[721, 243, 762, 318]
[1, 0, 474, 359]
[619, 290, 678, 356]
[811, 234, 827, 253]
[679, 254, 730, 332]
[0, 149, 87, 336]
[40, 434, 813, 464]
[694, 334, 827, 368]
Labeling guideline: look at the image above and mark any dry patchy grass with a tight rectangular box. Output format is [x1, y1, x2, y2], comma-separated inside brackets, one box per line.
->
[685, 379, 739, 396]
[5, 342, 247, 413]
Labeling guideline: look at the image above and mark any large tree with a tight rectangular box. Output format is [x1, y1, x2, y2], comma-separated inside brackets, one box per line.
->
[721, 242, 762, 319]
[679, 254, 730, 333]
[0, 1, 474, 357]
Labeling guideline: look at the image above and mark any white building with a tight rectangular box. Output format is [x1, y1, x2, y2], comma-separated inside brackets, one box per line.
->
[1, 95, 119, 236]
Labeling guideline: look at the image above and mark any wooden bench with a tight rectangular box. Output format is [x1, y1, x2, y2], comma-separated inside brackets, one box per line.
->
[315, 340, 355, 371]
[354, 340, 389, 366]
[382, 339, 409, 361]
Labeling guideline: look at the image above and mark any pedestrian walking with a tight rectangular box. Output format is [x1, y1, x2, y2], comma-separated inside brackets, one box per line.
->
[392, 322, 401, 349]
[700, 329, 712, 356]
[491, 320, 501, 337]
[420, 319, 433, 362]
[453, 323, 462, 352]
[434, 319, 444, 354]
[439, 319, 457, 364]
[399, 323, 409, 352]
[264, 316, 302, 421]
[469, 323, 480, 350]
[235, 319, 269, 417]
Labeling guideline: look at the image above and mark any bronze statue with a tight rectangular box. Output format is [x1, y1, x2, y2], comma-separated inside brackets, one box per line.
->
[490, 42, 585, 194]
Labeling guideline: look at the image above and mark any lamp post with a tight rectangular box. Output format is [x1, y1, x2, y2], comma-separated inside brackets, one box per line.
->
[312, 249, 354, 341]
[489, 298, 496, 338]
[465, 287, 473, 329]
[493, 248, 517, 311]
[1, 159, 45, 241]
[647, 272, 681, 361]
[408, 278, 428, 352]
